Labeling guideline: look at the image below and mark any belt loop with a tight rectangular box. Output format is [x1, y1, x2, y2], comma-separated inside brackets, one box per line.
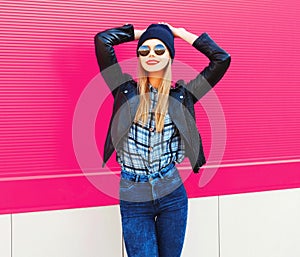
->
[135, 174, 139, 182]
[147, 173, 154, 182]
[158, 172, 164, 179]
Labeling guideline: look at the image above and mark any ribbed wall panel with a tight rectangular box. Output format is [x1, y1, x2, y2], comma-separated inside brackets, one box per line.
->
[1, 0, 300, 213]
[0, 0, 69, 178]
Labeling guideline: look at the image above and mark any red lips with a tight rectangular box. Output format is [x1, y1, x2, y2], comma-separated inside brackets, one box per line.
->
[146, 60, 159, 65]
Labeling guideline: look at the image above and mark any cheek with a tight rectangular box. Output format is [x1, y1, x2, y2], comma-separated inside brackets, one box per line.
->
[140, 58, 146, 66]
[154, 58, 169, 71]
[159, 58, 169, 68]
[140, 59, 148, 71]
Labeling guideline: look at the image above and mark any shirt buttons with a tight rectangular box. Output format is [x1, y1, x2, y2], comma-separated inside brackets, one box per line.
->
[149, 147, 153, 151]
[179, 95, 184, 99]
[123, 90, 128, 94]
[149, 127, 154, 132]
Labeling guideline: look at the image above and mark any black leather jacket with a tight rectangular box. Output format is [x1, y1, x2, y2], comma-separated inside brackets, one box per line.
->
[94, 24, 230, 173]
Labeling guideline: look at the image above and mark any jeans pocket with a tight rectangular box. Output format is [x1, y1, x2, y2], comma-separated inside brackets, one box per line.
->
[163, 166, 182, 184]
[119, 179, 136, 202]
[120, 179, 152, 202]
[120, 178, 135, 190]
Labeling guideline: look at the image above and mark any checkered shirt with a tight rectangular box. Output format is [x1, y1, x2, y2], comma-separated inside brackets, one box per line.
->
[117, 84, 185, 175]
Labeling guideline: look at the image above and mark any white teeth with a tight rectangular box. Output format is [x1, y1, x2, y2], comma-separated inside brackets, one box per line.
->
[147, 60, 159, 64]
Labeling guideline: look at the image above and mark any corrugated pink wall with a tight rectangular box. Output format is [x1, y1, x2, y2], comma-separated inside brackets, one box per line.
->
[1, 0, 300, 214]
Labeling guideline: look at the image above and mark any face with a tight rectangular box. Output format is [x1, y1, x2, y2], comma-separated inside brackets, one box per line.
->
[138, 39, 170, 73]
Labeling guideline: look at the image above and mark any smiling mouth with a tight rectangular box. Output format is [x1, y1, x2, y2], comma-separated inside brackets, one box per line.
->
[146, 60, 159, 65]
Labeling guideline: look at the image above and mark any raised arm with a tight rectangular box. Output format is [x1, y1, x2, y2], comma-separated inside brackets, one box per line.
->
[94, 24, 135, 93]
[165, 23, 231, 102]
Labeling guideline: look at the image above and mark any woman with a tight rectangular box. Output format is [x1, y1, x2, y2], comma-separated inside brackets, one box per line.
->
[95, 23, 230, 257]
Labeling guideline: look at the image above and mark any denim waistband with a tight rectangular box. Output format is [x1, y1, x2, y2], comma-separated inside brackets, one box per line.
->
[121, 162, 176, 182]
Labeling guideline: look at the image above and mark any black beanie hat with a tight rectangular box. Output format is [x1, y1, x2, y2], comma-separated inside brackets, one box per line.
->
[137, 24, 175, 59]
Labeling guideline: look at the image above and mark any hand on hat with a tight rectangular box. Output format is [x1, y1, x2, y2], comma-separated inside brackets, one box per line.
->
[133, 22, 198, 46]
[134, 28, 146, 40]
[158, 22, 186, 38]
[158, 22, 198, 45]
[122, 23, 146, 40]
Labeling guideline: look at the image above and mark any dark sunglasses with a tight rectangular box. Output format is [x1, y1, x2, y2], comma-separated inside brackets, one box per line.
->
[138, 44, 166, 57]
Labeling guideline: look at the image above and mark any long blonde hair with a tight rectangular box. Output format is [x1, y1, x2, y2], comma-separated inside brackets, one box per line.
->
[134, 59, 172, 133]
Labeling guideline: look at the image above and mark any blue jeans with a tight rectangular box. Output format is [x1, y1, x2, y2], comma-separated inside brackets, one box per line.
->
[119, 163, 188, 257]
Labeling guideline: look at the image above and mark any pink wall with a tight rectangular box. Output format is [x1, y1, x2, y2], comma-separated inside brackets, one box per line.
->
[1, 0, 300, 214]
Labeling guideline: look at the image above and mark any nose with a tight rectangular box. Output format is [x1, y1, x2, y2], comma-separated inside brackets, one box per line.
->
[149, 49, 155, 57]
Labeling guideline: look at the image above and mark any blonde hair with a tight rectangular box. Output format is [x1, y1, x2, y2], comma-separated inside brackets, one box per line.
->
[134, 60, 172, 133]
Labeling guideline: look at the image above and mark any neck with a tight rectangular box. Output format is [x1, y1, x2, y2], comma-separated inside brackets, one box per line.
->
[148, 70, 164, 89]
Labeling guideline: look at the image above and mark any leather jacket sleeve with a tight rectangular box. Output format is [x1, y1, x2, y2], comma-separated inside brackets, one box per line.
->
[94, 24, 135, 94]
[186, 33, 231, 103]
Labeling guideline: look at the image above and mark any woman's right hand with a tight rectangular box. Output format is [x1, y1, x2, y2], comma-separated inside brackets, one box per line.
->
[158, 22, 186, 38]
[159, 22, 198, 45]
[122, 23, 145, 40]
[134, 28, 146, 40]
